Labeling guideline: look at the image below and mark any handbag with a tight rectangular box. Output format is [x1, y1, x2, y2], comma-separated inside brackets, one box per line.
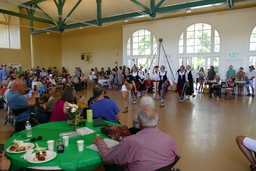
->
[101, 125, 131, 142]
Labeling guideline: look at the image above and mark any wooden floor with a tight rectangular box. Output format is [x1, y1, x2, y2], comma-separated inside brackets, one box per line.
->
[1, 88, 255, 171]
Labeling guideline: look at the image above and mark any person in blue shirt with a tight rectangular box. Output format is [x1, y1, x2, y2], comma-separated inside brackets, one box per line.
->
[7, 79, 38, 132]
[0, 64, 9, 82]
[91, 86, 120, 123]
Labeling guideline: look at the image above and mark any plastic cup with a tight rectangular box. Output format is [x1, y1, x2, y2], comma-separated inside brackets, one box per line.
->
[47, 140, 54, 151]
[77, 140, 84, 152]
[62, 136, 69, 146]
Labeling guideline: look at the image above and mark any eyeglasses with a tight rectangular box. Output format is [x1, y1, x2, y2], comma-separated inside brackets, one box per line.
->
[30, 136, 43, 142]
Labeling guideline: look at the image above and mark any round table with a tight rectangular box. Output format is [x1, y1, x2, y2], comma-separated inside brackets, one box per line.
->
[5, 120, 116, 171]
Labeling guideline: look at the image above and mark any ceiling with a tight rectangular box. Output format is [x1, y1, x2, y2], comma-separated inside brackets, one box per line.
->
[0, 0, 255, 34]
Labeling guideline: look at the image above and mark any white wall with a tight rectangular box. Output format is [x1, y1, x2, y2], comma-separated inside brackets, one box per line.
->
[123, 7, 256, 79]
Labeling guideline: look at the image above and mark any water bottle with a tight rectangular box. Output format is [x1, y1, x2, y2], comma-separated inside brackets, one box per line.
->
[25, 121, 32, 137]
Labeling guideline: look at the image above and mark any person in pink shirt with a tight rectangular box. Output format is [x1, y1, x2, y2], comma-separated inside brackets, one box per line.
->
[93, 106, 179, 171]
[49, 87, 76, 122]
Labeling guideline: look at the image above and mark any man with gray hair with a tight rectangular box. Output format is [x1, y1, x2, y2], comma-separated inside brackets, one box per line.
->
[93, 106, 178, 171]
[133, 96, 155, 128]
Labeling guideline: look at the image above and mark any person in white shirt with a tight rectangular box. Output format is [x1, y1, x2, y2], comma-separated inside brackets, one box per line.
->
[151, 66, 160, 99]
[193, 65, 200, 90]
[209, 75, 222, 100]
[49, 74, 56, 86]
[158, 65, 173, 107]
[245, 65, 256, 97]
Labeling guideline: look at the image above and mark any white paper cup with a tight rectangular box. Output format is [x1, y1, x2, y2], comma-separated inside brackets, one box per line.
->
[77, 140, 84, 152]
[62, 136, 69, 146]
[47, 140, 54, 151]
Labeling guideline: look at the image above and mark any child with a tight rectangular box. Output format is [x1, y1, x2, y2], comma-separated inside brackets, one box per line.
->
[226, 77, 235, 100]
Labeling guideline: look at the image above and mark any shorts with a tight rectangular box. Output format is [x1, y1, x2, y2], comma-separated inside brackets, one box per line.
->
[245, 80, 254, 87]
[121, 85, 130, 92]
[196, 78, 199, 83]
[198, 77, 204, 81]
[243, 137, 256, 152]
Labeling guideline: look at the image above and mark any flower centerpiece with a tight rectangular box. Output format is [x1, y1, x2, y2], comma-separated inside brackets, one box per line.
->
[65, 102, 82, 131]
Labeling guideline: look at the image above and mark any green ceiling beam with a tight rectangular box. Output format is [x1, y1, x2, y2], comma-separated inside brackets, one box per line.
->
[0, 8, 54, 24]
[130, 0, 150, 12]
[19, 0, 45, 8]
[156, 0, 227, 14]
[30, 0, 249, 34]
[151, 0, 166, 17]
[30, 11, 142, 34]
[25, 5, 36, 32]
[150, 0, 155, 13]
[61, 0, 83, 26]
[34, 4, 58, 26]
[96, 0, 102, 27]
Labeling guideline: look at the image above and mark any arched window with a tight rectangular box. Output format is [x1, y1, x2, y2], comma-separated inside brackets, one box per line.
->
[179, 23, 220, 54]
[127, 29, 157, 56]
[250, 27, 256, 51]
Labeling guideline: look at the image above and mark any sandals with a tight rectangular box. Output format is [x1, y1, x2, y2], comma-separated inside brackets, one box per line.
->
[122, 107, 128, 113]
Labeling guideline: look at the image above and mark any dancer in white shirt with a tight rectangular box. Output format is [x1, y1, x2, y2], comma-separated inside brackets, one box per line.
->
[151, 66, 160, 100]
[158, 66, 173, 107]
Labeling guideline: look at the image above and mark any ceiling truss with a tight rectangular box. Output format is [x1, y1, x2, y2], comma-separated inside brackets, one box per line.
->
[0, 0, 249, 34]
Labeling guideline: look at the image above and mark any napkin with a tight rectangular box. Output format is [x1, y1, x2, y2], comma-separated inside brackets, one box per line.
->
[12, 139, 24, 144]
[20, 149, 34, 160]
[86, 138, 119, 152]
[77, 127, 95, 136]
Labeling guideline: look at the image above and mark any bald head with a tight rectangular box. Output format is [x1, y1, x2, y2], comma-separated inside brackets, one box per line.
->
[11, 79, 25, 93]
[137, 106, 158, 128]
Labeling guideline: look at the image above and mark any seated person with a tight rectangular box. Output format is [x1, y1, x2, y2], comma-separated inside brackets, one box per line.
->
[226, 65, 236, 80]
[44, 85, 63, 111]
[226, 77, 235, 100]
[93, 106, 179, 171]
[87, 84, 110, 107]
[133, 96, 155, 129]
[71, 74, 81, 92]
[49, 74, 56, 86]
[91, 86, 120, 123]
[210, 75, 222, 100]
[236, 136, 256, 171]
[7, 79, 37, 132]
[50, 87, 75, 122]
[0, 151, 10, 171]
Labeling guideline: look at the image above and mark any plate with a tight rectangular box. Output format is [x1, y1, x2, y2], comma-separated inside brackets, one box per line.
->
[26, 151, 57, 163]
[6, 143, 35, 153]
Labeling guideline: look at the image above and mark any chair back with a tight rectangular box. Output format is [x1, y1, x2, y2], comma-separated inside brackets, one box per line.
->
[155, 155, 180, 171]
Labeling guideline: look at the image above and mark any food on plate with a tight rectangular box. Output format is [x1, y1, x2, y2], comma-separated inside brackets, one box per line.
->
[34, 147, 46, 151]
[35, 151, 47, 161]
[9, 143, 32, 152]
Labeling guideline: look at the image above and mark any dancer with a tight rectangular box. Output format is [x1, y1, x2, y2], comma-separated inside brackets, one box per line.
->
[131, 66, 140, 104]
[121, 67, 136, 113]
[158, 65, 173, 107]
[175, 66, 187, 103]
[138, 66, 145, 97]
[151, 66, 160, 99]
[185, 65, 196, 100]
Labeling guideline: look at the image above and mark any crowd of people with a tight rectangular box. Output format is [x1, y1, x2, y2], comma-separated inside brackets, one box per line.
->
[0, 62, 256, 170]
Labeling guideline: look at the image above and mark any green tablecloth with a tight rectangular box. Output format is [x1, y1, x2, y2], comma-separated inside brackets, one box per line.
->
[4, 120, 117, 171]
